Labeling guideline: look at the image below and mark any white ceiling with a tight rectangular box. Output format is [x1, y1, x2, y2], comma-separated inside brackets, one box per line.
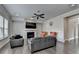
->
[3, 4, 79, 22]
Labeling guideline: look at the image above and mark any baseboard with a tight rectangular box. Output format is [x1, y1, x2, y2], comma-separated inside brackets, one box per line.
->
[65, 37, 79, 42]
[57, 40, 65, 43]
[31, 45, 56, 53]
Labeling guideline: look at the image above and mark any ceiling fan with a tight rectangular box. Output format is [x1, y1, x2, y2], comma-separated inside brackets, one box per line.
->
[32, 10, 45, 20]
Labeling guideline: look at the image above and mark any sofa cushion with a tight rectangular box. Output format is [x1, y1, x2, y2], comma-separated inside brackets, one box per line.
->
[50, 32, 57, 37]
[15, 35, 23, 39]
[40, 32, 48, 38]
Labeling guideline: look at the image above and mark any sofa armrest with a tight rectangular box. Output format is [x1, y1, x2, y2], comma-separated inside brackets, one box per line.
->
[10, 38, 24, 46]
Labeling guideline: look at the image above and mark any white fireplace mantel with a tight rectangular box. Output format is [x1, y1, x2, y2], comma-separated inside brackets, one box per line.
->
[24, 29, 37, 31]
[24, 29, 38, 39]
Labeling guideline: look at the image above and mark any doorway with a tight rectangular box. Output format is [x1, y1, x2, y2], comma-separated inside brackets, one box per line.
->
[64, 15, 79, 42]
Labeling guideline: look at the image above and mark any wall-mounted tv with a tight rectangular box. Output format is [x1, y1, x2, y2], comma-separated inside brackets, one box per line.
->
[25, 22, 36, 29]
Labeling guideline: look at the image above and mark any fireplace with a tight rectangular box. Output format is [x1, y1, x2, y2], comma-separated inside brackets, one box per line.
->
[27, 32, 34, 39]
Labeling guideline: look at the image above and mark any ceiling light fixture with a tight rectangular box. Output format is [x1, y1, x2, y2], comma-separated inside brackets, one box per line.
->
[71, 4, 76, 7]
[69, 4, 77, 7]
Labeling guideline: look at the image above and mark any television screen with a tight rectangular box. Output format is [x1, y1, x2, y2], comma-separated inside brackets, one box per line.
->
[25, 22, 36, 29]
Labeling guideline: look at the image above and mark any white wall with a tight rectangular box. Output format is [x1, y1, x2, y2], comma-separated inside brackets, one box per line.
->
[43, 16, 64, 42]
[43, 8, 79, 43]
[36, 23, 43, 37]
[12, 21, 25, 37]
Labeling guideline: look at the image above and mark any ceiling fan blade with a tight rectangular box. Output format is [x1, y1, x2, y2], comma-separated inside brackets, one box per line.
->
[37, 17, 39, 19]
[34, 13, 38, 16]
[41, 17, 45, 18]
[41, 14, 45, 16]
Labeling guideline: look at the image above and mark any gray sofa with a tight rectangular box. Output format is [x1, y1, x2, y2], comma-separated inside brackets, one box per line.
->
[10, 35, 24, 48]
[28, 36, 57, 53]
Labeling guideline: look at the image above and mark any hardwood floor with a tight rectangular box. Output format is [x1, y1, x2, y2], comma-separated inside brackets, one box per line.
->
[0, 39, 79, 54]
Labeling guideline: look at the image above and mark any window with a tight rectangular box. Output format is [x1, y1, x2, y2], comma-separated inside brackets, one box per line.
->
[0, 16, 3, 39]
[4, 19, 8, 37]
[0, 15, 8, 40]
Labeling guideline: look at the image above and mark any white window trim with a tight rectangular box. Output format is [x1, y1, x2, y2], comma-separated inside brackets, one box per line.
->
[0, 15, 9, 40]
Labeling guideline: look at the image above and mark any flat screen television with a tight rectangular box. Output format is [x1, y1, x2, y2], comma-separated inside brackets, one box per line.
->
[25, 22, 36, 29]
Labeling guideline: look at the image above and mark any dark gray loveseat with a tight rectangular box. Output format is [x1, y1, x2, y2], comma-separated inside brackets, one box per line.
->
[28, 36, 57, 53]
[10, 35, 24, 48]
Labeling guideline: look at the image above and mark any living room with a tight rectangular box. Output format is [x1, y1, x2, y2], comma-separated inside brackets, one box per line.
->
[1, 4, 79, 54]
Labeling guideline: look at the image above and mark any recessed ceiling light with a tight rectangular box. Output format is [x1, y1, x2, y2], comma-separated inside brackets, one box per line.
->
[15, 13, 20, 17]
[71, 4, 76, 7]
[68, 4, 77, 7]
[77, 18, 79, 19]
